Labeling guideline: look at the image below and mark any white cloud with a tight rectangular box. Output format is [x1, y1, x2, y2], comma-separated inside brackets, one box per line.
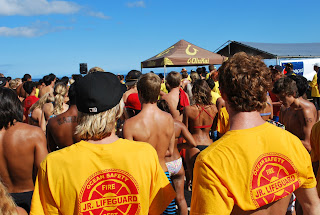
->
[0, 21, 72, 37]
[126, 1, 145, 8]
[87, 11, 111, 20]
[0, 0, 81, 16]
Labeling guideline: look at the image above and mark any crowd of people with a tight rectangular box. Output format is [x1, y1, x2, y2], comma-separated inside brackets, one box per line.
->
[0, 54, 320, 214]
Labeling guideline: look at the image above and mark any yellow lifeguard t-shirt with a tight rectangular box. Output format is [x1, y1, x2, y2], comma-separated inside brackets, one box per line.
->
[191, 123, 316, 214]
[160, 82, 168, 94]
[311, 121, 320, 196]
[211, 91, 221, 105]
[35, 88, 39, 98]
[213, 81, 221, 96]
[30, 139, 175, 215]
[309, 74, 320, 97]
[216, 107, 229, 135]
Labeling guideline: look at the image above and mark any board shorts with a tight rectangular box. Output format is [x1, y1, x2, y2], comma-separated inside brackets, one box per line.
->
[163, 171, 177, 215]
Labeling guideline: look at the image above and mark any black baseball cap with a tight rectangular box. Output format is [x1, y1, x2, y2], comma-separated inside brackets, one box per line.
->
[0, 77, 7, 87]
[273, 65, 283, 73]
[75, 72, 126, 113]
[125, 70, 142, 86]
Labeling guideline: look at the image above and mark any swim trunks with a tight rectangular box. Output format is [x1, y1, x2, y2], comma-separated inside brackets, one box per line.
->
[11, 191, 33, 213]
[166, 157, 183, 176]
[196, 145, 209, 151]
[163, 171, 177, 215]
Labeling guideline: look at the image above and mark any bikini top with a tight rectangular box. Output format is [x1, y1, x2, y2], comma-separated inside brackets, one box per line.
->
[194, 105, 215, 129]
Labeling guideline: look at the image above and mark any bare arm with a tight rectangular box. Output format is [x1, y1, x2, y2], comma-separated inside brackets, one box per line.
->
[295, 187, 320, 215]
[302, 108, 316, 152]
[267, 95, 273, 120]
[178, 121, 196, 149]
[183, 107, 189, 129]
[39, 111, 46, 133]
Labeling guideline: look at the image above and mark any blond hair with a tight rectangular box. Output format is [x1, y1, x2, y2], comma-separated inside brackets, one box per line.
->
[88, 67, 105, 74]
[75, 100, 124, 140]
[9, 80, 19, 90]
[53, 83, 68, 115]
[0, 181, 18, 215]
[29, 92, 54, 113]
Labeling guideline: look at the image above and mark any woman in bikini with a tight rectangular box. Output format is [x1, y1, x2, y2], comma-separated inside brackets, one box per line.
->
[183, 79, 218, 182]
[41, 82, 69, 131]
[28, 92, 54, 129]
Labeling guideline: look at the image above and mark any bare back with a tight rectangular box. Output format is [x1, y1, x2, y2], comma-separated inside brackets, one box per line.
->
[162, 88, 183, 122]
[183, 104, 218, 146]
[123, 105, 175, 171]
[280, 98, 317, 151]
[39, 86, 53, 98]
[0, 123, 47, 193]
[46, 106, 80, 152]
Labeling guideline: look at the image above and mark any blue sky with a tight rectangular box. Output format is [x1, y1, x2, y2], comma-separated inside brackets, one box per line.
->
[0, 0, 319, 79]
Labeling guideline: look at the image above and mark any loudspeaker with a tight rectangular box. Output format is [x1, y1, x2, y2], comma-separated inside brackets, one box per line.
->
[80, 63, 88, 75]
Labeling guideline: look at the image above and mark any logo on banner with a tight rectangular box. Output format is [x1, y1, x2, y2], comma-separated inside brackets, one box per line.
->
[250, 153, 301, 208]
[79, 169, 140, 215]
[186, 45, 199, 56]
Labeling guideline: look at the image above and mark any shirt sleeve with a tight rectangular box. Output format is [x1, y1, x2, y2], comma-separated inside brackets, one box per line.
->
[300, 147, 317, 189]
[148, 150, 176, 215]
[190, 158, 234, 215]
[30, 164, 59, 215]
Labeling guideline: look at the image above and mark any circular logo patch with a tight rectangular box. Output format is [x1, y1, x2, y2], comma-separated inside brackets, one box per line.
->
[79, 169, 140, 215]
[250, 153, 301, 207]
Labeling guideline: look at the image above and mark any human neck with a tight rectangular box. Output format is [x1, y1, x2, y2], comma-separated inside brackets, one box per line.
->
[227, 106, 265, 131]
[87, 130, 119, 144]
[141, 102, 157, 110]
[290, 98, 300, 108]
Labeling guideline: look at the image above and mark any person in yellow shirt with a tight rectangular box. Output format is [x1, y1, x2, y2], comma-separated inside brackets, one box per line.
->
[310, 120, 320, 197]
[30, 72, 175, 215]
[310, 63, 320, 120]
[190, 52, 320, 215]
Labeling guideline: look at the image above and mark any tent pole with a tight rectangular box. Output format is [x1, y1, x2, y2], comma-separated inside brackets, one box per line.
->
[164, 65, 167, 79]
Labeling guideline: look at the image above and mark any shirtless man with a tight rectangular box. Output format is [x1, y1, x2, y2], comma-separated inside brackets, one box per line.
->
[0, 87, 47, 213]
[191, 52, 320, 215]
[16, 74, 31, 99]
[46, 84, 80, 152]
[38, 74, 55, 98]
[123, 73, 176, 214]
[273, 76, 317, 152]
[162, 71, 189, 122]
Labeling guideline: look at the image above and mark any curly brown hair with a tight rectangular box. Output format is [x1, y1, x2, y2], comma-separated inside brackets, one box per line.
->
[272, 77, 298, 98]
[219, 52, 272, 112]
[192, 79, 212, 105]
